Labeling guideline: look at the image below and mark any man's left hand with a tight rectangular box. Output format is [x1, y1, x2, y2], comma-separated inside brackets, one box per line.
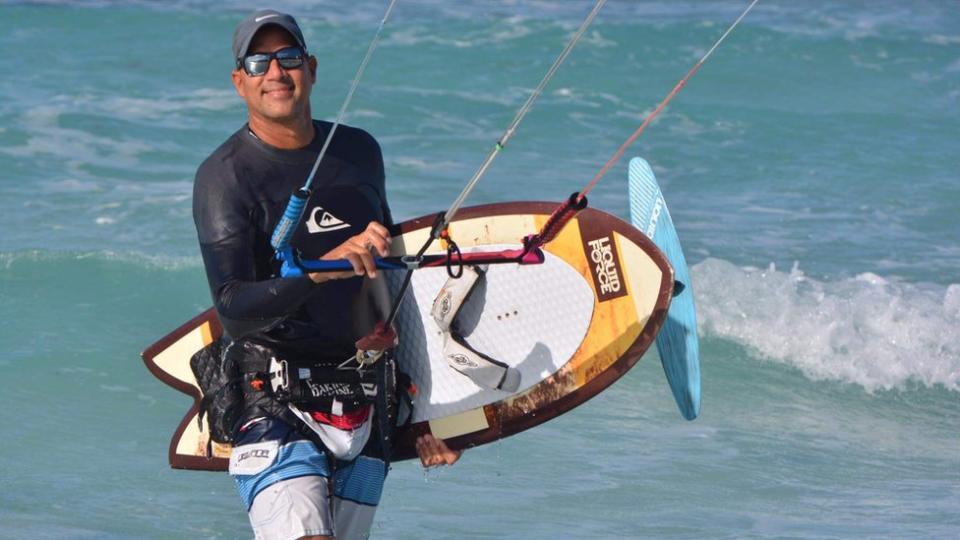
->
[416, 434, 462, 468]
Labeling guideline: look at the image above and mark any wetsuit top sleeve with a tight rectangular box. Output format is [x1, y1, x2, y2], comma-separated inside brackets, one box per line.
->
[193, 136, 316, 338]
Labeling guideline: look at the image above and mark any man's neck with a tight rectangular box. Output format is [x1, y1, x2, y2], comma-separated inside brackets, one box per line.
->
[247, 114, 315, 149]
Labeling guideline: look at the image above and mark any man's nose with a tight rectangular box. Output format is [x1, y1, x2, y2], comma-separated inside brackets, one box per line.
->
[264, 58, 288, 79]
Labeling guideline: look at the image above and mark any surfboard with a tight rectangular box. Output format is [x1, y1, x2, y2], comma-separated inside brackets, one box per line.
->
[142, 201, 674, 470]
[628, 157, 701, 420]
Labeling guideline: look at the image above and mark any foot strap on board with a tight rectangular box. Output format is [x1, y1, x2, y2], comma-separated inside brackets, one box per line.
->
[431, 265, 521, 392]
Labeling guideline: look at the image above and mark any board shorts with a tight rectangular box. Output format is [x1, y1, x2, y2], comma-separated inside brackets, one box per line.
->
[229, 415, 387, 540]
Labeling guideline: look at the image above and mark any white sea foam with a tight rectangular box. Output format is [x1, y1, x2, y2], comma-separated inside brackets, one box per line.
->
[381, 20, 534, 49]
[379, 84, 518, 107]
[42, 178, 104, 193]
[3, 103, 161, 168]
[347, 108, 384, 119]
[579, 30, 617, 49]
[925, 34, 960, 46]
[693, 258, 960, 392]
[389, 156, 459, 173]
[0, 250, 201, 271]
[97, 88, 238, 120]
[549, 87, 626, 111]
[1, 89, 234, 171]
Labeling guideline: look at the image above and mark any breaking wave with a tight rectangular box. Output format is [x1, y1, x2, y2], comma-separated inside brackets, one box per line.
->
[694, 258, 960, 392]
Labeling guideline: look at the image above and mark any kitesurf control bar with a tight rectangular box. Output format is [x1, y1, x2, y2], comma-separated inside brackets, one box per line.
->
[280, 246, 545, 277]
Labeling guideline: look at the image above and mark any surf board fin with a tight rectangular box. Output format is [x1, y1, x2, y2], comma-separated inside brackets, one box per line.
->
[628, 157, 701, 420]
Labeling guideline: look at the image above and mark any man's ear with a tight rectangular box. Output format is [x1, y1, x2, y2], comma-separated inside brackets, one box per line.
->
[231, 69, 246, 98]
[308, 55, 317, 84]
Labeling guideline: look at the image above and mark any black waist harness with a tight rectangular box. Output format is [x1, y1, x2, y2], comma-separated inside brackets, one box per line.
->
[191, 338, 390, 446]
[235, 340, 378, 413]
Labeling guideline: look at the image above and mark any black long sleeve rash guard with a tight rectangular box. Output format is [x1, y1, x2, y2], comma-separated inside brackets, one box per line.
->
[193, 121, 393, 355]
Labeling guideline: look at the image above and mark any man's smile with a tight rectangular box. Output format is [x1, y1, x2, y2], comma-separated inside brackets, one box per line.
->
[263, 85, 294, 98]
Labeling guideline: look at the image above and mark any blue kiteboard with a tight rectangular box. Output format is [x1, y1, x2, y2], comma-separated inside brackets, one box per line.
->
[628, 157, 701, 420]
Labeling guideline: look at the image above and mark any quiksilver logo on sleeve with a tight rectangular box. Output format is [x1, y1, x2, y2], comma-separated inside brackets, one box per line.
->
[306, 206, 350, 233]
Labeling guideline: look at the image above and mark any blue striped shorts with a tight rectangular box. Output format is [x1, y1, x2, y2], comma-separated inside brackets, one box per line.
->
[229, 417, 386, 540]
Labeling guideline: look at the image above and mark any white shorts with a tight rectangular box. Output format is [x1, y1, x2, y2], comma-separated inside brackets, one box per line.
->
[249, 475, 378, 540]
[231, 417, 387, 540]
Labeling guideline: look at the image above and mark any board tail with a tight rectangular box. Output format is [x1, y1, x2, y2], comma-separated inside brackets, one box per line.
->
[628, 157, 701, 420]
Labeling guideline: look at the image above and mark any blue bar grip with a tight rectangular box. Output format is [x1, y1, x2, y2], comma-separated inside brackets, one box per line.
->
[271, 189, 310, 250]
[277, 247, 304, 278]
[279, 250, 405, 278]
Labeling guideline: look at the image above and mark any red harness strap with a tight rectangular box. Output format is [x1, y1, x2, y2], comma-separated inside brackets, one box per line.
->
[310, 404, 372, 430]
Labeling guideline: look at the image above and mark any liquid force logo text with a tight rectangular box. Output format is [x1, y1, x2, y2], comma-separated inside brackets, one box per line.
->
[588, 237, 621, 294]
[583, 235, 628, 302]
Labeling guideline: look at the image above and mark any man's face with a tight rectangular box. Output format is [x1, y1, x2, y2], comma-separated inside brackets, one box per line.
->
[232, 25, 317, 124]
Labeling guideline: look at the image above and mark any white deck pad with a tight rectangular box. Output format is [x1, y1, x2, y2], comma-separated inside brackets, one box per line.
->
[391, 245, 595, 422]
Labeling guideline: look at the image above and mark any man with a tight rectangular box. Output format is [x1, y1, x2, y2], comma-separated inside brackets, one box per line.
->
[193, 9, 459, 540]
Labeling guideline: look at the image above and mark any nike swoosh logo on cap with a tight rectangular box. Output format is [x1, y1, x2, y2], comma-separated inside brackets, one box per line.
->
[255, 14, 279, 22]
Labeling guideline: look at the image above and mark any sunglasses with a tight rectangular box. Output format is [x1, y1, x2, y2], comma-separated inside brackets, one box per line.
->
[238, 46, 306, 77]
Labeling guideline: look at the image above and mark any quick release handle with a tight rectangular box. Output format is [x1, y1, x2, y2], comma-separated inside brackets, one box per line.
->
[271, 188, 310, 251]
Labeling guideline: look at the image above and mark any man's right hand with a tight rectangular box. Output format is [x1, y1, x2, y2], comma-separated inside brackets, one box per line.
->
[308, 221, 392, 283]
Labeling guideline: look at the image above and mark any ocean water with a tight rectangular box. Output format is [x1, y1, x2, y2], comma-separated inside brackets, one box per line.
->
[1, 1, 958, 538]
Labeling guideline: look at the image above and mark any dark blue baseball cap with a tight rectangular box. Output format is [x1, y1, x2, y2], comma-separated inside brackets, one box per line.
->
[232, 10, 307, 63]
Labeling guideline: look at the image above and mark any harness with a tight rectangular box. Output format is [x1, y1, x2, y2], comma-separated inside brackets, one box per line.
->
[262, 350, 379, 414]
[232, 340, 381, 420]
[191, 339, 400, 446]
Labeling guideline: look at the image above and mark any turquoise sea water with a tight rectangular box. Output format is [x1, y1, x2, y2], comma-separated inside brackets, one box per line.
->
[1, 1, 958, 538]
